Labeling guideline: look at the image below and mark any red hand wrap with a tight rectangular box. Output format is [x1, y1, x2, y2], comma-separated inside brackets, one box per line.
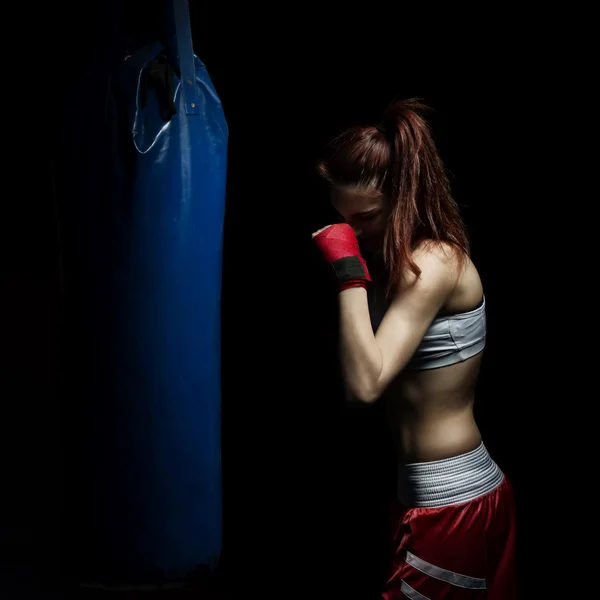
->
[313, 224, 371, 292]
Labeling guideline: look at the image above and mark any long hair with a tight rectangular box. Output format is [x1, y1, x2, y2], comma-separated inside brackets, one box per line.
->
[317, 98, 470, 299]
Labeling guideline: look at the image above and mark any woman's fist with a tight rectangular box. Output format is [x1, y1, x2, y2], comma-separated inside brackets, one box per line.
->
[312, 223, 371, 292]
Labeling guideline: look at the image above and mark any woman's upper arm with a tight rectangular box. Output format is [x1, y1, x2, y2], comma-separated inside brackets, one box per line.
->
[373, 244, 459, 393]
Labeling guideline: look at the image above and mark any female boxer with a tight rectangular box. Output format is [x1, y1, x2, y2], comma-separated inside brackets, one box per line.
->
[312, 99, 516, 599]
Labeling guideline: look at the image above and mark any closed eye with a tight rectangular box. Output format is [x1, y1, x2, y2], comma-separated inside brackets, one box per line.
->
[360, 212, 380, 221]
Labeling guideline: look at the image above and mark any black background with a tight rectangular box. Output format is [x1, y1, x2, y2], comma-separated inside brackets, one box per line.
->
[2, 1, 585, 597]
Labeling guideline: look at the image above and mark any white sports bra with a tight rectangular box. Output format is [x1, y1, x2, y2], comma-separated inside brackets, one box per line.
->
[368, 293, 486, 370]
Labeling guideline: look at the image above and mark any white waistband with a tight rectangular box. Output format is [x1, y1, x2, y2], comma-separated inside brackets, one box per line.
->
[397, 442, 504, 508]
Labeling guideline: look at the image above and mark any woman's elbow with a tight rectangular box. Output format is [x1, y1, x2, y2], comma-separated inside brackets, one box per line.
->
[356, 390, 379, 404]
[348, 378, 380, 404]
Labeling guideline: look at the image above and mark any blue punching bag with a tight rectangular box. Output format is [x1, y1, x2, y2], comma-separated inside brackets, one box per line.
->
[57, 0, 227, 585]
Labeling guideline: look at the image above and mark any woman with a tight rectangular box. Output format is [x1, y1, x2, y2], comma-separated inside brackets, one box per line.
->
[312, 99, 516, 599]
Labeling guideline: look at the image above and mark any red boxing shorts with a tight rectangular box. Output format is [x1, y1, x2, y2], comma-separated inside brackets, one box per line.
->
[381, 443, 517, 599]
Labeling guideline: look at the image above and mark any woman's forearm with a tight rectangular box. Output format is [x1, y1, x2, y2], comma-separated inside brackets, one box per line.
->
[338, 287, 383, 403]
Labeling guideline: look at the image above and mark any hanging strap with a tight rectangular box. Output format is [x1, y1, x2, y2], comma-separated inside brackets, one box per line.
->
[172, 0, 200, 115]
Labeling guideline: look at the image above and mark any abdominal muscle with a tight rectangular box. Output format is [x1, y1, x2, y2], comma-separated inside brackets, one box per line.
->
[382, 350, 484, 464]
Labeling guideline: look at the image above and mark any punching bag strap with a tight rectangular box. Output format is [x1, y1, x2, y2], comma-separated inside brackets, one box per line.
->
[172, 0, 200, 116]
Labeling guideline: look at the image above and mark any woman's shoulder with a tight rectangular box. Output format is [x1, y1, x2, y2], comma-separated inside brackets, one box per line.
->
[412, 240, 483, 312]
[406, 239, 465, 287]
[412, 238, 465, 263]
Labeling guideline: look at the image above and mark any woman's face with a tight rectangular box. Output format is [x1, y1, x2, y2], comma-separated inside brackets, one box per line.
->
[330, 186, 388, 252]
